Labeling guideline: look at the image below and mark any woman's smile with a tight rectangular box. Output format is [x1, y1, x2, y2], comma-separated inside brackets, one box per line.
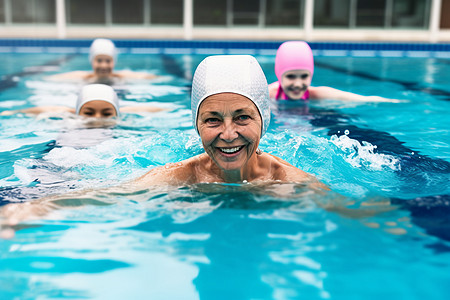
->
[197, 93, 262, 171]
[216, 145, 246, 157]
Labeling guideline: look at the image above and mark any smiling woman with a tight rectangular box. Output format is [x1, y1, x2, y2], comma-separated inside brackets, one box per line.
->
[133, 55, 326, 187]
[197, 93, 262, 173]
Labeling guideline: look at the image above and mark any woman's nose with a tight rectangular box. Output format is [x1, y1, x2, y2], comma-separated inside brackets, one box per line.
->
[219, 120, 238, 141]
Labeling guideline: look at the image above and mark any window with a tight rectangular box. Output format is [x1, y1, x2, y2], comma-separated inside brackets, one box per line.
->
[233, 0, 260, 25]
[356, 0, 386, 27]
[441, 0, 450, 28]
[150, 0, 183, 25]
[391, 0, 429, 28]
[0, 0, 4, 23]
[112, 0, 144, 24]
[11, 0, 55, 23]
[265, 0, 303, 26]
[68, 0, 106, 24]
[194, 0, 226, 25]
[314, 0, 351, 27]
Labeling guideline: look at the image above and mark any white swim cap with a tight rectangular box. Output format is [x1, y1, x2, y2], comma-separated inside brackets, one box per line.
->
[191, 55, 270, 137]
[89, 38, 117, 63]
[75, 84, 120, 116]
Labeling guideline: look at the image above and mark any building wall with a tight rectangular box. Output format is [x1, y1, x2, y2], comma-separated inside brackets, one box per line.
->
[0, 0, 449, 41]
[441, 0, 450, 28]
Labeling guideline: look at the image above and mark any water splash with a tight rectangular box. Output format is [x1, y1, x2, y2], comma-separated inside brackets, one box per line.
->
[330, 131, 400, 171]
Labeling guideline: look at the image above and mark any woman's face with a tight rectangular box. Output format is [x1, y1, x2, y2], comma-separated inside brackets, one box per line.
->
[281, 70, 312, 100]
[79, 100, 117, 118]
[197, 93, 262, 171]
[92, 55, 114, 78]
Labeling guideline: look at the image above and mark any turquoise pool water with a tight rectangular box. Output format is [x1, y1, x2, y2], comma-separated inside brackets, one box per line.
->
[0, 49, 449, 299]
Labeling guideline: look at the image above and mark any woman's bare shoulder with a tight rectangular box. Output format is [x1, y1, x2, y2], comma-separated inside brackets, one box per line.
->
[266, 154, 307, 178]
[131, 155, 206, 188]
[265, 154, 329, 189]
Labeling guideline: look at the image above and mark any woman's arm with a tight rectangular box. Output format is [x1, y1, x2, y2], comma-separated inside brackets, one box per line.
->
[117, 70, 159, 80]
[119, 106, 166, 114]
[45, 71, 90, 82]
[1, 106, 74, 116]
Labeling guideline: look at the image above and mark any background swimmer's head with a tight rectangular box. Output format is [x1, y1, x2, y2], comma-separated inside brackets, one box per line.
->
[89, 39, 117, 78]
[275, 41, 314, 99]
[191, 55, 270, 137]
[76, 84, 120, 118]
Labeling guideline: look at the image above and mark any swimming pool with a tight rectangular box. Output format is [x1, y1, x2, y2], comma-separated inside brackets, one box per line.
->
[0, 40, 449, 299]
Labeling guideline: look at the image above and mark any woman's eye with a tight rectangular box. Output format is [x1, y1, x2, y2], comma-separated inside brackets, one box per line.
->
[286, 74, 296, 80]
[236, 115, 250, 122]
[205, 118, 220, 124]
[301, 74, 309, 79]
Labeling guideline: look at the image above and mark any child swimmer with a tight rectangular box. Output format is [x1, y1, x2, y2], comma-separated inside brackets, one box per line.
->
[269, 41, 402, 102]
[46, 39, 159, 84]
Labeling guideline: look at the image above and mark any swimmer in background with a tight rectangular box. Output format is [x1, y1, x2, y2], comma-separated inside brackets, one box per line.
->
[46, 38, 159, 84]
[0, 84, 167, 192]
[0, 83, 165, 118]
[132, 55, 327, 188]
[269, 41, 402, 102]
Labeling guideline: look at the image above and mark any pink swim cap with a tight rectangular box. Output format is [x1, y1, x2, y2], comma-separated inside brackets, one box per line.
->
[275, 41, 314, 81]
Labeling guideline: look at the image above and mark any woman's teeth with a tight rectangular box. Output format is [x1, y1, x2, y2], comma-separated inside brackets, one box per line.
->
[220, 146, 242, 153]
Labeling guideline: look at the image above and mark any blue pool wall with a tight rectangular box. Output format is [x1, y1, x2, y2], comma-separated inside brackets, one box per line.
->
[1, 39, 450, 58]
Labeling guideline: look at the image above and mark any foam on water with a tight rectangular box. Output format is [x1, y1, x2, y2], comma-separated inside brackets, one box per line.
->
[329, 130, 400, 171]
[259, 129, 402, 198]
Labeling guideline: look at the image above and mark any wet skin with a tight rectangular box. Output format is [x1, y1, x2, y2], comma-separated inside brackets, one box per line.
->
[79, 100, 117, 118]
[197, 93, 262, 172]
[91, 55, 114, 78]
[281, 69, 312, 100]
